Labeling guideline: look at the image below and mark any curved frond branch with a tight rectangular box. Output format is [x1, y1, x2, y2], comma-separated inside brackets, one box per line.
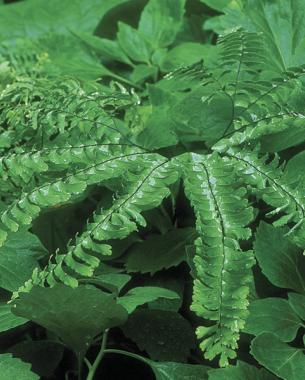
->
[0, 151, 157, 245]
[14, 158, 179, 295]
[225, 148, 305, 230]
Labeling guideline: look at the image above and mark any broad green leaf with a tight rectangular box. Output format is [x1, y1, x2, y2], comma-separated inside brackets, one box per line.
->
[0, 0, 130, 43]
[251, 333, 305, 380]
[84, 273, 131, 294]
[254, 222, 305, 293]
[12, 285, 128, 356]
[208, 360, 278, 380]
[146, 276, 184, 312]
[10, 341, 64, 378]
[117, 22, 152, 63]
[122, 309, 196, 362]
[149, 360, 209, 380]
[72, 33, 132, 65]
[117, 286, 179, 313]
[126, 228, 196, 274]
[244, 298, 303, 342]
[160, 43, 218, 72]
[98, 274, 131, 293]
[205, 0, 305, 72]
[284, 151, 305, 188]
[138, 0, 186, 49]
[200, 0, 236, 12]
[0, 354, 39, 380]
[0, 303, 28, 332]
[288, 293, 305, 321]
[39, 34, 133, 82]
[0, 229, 46, 292]
[130, 64, 158, 84]
[136, 85, 179, 149]
[173, 88, 234, 143]
[260, 124, 305, 153]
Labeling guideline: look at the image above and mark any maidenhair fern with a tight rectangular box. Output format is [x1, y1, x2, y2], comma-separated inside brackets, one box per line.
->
[1, 29, 305, 367]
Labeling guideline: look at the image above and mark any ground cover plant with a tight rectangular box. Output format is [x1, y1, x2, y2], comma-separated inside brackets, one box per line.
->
[0, 0, 305, 379]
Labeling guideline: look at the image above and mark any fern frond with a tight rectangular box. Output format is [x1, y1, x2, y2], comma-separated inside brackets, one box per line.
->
[217, 30, 265, 82]
[226, 148, 305, 231]
[0, 151, 157, 245]
[211, 30, 305, 149]
[13, 158, 179, 296]
[0, 142, 141, 190]
[180, 152, 255, 366]
[213, 70, 305, 150]
[0, 77, 139, 156]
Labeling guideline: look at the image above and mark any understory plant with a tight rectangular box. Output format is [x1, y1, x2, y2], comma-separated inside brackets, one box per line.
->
[1, 0, 305, 379]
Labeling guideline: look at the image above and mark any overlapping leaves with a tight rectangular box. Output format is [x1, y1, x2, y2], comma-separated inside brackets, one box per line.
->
[1, 5, 305, 372]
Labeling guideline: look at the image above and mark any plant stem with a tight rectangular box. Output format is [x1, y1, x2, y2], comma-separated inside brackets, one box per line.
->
[103, 349, 150, 365]
[77, 353, 83, 380]
[86, 329, 109, 380]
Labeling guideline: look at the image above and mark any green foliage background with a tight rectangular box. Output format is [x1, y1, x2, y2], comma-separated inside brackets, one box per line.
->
[0, 0, 305, 379]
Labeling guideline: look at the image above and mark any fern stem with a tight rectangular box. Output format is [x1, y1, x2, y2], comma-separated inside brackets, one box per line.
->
[86, 329, 109, 380]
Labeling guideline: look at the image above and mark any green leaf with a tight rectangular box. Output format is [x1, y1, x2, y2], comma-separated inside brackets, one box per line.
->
[200, 0, 235, 12]
[181, 152, 255, 366]
[126, 228, 196, 274]
[40, 34, 127, 82]
[251, 333, 305, 380]
[136, 86, 179, 149]
[149, 360, 209, 380]
[244, 298, 303, 342]
[138, 0, 186, 49]
[260, 126, 305, 153]
[160, 43, 218, 72]
[0, 229, 46, 292]
[117, 286, 179, 314]
[130, 64, 158, 84]
[12, 285, 128, 356]
[0, 0, 130, 44]
[0, 354, 39, 380]
[10, 341, 64, 378]
[122, 309, 196, 362]
[71, 32, 132, 65]
[288, 293, 305, 321]
[173, 89, 234, 143]
[146, 275, 184, 312]
[208, 360, 278, 380]
[0, 303, 28, 332]
[117, 22, 152, 63]
[284, 151, 305, 189]
[91, 273, 131, 293]
[205, 0, 305, 72]
[254, 222, 305, 293]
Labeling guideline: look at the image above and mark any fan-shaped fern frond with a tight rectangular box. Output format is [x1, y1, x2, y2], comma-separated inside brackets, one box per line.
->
[2, 27, 305, 368]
